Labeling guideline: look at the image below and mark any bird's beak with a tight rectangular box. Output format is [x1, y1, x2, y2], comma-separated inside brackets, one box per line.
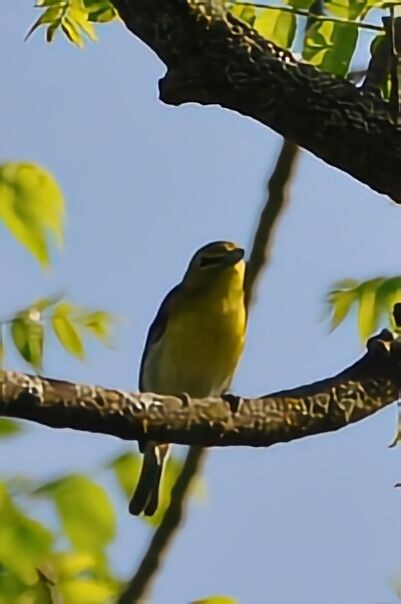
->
[224, 247, 245, 266]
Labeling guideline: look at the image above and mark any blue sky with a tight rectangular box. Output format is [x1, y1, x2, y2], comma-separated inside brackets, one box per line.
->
[2, 4, 401, 603]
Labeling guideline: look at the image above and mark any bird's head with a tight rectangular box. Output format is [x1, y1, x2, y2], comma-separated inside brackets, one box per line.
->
[182, 241, 245, 292]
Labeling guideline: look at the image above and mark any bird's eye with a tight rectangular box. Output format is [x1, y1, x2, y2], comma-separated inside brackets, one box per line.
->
[198, 255, 221, 268]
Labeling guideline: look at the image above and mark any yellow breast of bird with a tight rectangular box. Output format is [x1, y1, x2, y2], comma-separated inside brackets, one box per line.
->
[142, 289, 246, 398]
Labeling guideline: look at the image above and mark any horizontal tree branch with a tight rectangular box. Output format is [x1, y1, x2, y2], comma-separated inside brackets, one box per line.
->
[111, 0, 401, 201]
[1, 330, 401, 447]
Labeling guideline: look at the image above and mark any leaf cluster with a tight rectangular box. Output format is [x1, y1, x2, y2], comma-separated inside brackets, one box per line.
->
[0, 296, 114, 371]
[27, 0, 118, 46]
[327, 276, 401, 340]
[0, 435, 206, 603]
[229, 0, 389, 83]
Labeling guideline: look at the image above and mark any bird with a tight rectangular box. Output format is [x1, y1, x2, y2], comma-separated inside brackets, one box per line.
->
[129, 240, 247, 516]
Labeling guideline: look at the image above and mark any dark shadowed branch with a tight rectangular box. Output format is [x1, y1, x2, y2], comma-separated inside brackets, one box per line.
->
[245, 140, 299, 309]
[111, 0, 401, 201]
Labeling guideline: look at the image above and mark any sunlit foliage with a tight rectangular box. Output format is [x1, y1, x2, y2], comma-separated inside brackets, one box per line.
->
[27, 0, 118, 46]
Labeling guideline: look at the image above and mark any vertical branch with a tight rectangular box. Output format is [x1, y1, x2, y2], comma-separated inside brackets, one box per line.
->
[118, 137, 299, 604]
[245, 139, 299, 308]
[118, 447, 205, 604]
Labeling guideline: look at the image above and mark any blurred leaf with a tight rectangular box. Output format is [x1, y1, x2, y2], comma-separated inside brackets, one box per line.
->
[0, 570, 28, 603]
[376, 278, 401, 330]
[327, 282, 358, 331]
[327, 276, 401, 340]
[357, 279, 383, 340]
[53, 551, 99, 579]
[303, 20, 358, 76]
[31, 295, 63, 312]
[4, 475, 34, 497]
[192, 598, 238, 604]
[10, 316, 44, 370]
[52, 303, 85, 359]
[108, 451, 143, 499]
[325, 0, 367, 19]
[0, 419, 23, 438]
[109, 451, 206, 526]
[228, 3, 256, 25]
[79, 310, 114, 343]
[59, 579, 117, 603]
[52, 550, 119, 596]
[0, 162, 65, 267]
[254, 8, 296, 49]
[34, 475, 116, 551]
[0, 484, 53, 584]
[285, 0, 314, 9]
[0, 569, 55, 604]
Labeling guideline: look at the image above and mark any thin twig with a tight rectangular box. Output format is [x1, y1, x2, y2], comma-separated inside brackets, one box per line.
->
[245, 139, 299, 309]
[117, 447, 205, 603]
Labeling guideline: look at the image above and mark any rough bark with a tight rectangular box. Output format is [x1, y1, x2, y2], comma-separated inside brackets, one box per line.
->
[109, 0, 400, 202]
[2, 329, 401, 446]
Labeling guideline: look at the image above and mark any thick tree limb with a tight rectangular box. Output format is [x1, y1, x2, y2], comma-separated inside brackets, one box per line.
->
[110, 0, 401, 202]
[2, 329, 401, 446]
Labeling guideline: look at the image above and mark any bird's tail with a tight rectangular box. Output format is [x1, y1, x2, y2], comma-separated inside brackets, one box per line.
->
[129, 443, 170, 516]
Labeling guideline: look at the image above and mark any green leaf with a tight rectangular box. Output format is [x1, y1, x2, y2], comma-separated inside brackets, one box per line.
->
[52, 303, 85, 359]
[0, 419, 23, 438]
[327, 281, 358, 331]
[357, 280, 382, 340]
[10, 316, 44, 369]
[229, 3, 256, 25]
[25, 6, 64, 40]
[31, 294, 63, 312]
[59, 579, 117, 603]
[325, 0, 367, 19]
[327, 276, 401, 341]
[62, 17, 85, 46]
[53, 552, 99, 579]
[0, 484, 53, 584]
[303, 20, 359, 76]
[79, 310, 113, 343]
[0, 163, 65, 268]
[83, 0, 118, 23]
[375, 278, 401, 331]
[27, 0, 115, 45]
[285, 0, 314, 9]
[34, 475, 116, 551]
[254, 8, 296, 49]
[107, 451, 143, 499]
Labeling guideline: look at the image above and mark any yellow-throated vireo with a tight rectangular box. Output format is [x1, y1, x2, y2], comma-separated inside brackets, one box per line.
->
[129, 240, 247, 516]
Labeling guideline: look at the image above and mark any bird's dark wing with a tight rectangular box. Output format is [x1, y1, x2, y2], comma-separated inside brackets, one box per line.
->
[138, 284, 181, 391]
